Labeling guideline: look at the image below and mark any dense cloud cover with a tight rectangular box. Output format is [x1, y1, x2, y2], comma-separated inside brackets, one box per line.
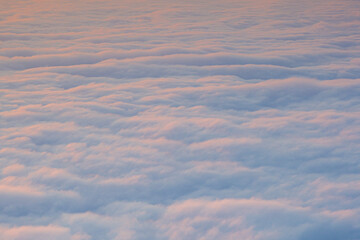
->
[1, 0, 360, 239]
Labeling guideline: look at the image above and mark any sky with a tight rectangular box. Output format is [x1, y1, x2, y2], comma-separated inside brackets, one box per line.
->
[0, 0, 360, 239]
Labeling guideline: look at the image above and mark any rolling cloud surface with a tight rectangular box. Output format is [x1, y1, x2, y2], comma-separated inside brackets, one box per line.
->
[1, 0, 360, 239]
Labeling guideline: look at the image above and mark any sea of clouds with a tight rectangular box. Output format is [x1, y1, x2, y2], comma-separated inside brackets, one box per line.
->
[1, 0, 360, 239]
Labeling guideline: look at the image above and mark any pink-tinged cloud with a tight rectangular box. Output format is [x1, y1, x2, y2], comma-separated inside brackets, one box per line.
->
[0, 225, 72, 240]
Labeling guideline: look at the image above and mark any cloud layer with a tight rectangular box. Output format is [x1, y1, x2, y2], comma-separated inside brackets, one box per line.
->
[1, 0, 360, 239]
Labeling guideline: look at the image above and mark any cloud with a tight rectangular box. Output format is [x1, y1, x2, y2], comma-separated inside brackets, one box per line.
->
[0, 225, 71, 240]
[157, 198, 308, 240]
[1, 0, 359, 239]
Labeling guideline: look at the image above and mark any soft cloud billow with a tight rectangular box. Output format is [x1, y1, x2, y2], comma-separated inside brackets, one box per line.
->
[1, 0, 359, 239]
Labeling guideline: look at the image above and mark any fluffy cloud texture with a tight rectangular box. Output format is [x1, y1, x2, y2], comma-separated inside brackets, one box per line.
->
[1, 0, 360, 239]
